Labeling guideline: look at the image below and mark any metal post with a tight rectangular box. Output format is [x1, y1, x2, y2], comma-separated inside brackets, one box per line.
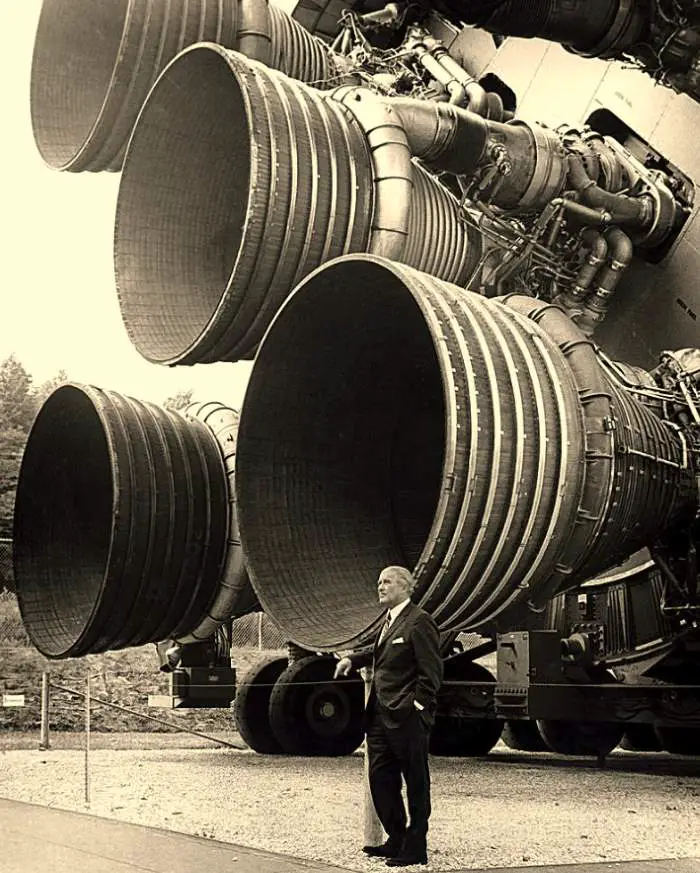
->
[39, 671, 50, 750]
[84, 672, 91, 807]
[361, 666, 384, 847]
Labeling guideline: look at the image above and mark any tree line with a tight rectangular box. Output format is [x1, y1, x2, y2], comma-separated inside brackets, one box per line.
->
[0, 355, 69, 542]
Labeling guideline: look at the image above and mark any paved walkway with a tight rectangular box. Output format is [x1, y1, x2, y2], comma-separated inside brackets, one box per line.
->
[469, 863, 700, 873]
[0, 798, 697, 873]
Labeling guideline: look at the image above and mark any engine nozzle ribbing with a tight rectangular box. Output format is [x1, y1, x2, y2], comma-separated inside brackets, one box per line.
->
[30, 0, 335, 171]
[235, 255, 697, 652]
[13, 385, 254, 658]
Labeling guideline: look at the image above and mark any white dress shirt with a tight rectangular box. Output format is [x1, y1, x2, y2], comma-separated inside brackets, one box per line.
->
[386, 598, 411, 627]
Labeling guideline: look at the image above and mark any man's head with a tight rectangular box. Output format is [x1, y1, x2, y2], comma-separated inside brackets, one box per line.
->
[377, 565, 415, 608]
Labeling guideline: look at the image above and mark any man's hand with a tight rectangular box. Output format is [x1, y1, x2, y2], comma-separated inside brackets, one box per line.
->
[334, 657, 353, 678]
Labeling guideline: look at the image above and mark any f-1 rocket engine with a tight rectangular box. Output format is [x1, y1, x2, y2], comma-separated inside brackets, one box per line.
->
[13, 388, 255, 658]
[113, 47, 690, 364]
[234, 254, 700, 650]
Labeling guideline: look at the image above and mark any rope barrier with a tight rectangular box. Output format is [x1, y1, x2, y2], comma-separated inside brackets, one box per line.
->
[48, 681, 245, 750]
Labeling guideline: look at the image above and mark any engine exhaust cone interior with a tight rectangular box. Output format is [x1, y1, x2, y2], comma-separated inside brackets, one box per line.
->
[13, 386, 115, 658]
[237, 258, 446, 650]
[13, 384, 234, 659]
[30, 0, 131, 170]
[115, 45, 251, 364]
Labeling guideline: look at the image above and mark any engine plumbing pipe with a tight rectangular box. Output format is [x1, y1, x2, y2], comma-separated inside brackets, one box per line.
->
[235, 254, 697, 652]
[567, 155, 651, 229]
[573, 227, 634, 336]
[13, 385, 255, 658]
[409, 32, 489, 114]
[30, 0, 335, 172]
[553, 228, 608, 312]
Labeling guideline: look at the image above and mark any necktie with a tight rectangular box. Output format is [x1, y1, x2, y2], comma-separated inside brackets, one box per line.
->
[379, 611, 392, 643]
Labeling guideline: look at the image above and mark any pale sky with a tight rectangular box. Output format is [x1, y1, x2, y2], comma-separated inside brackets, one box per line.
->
[0, 0, 252, 408]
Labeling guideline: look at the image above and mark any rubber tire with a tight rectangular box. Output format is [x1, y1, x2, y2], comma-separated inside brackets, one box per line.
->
[429, 659, 503, 757]
[233, 655, 289, 754]
[655, 726, 700, 756]
[269, 655, 364, 756]
[537, 719, 624, 757]
[502, 719, 548, 752]
[620, 724, 663, 752]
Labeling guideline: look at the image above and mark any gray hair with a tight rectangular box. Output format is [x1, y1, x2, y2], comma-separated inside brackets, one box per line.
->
[379, 565, 416, 593]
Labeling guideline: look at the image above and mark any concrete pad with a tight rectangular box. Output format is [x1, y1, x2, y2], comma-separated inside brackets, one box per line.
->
[2, 798, 698, 873]
[0, 797, 352, 873]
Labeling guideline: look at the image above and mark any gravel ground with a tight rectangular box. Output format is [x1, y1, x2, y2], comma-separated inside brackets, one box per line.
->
[1, 734, 699, 871]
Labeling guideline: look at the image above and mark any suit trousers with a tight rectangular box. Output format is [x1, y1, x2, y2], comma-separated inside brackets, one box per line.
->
[366, 707, 431, 853]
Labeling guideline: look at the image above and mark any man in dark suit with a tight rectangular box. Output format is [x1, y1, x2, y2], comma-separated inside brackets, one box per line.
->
[334, 566, 443, 867]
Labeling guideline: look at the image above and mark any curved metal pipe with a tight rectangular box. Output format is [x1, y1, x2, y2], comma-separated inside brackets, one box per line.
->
[573, 227, 633, 336]
[180, 401, 259, 642]
[330, 86, 413, 261]
[13, 385, 255, 658]
[235, 254, 697, 651]
[30, 0, 335, 172]
[414, 42, 467, 106]
[553, 228, 609, 312]
[115, 47, 478, 364]
[388, 99, 568, 208]
[432, 48, 489, 116]
[567, 154, 651, 228]
[238, 0, 272, 66]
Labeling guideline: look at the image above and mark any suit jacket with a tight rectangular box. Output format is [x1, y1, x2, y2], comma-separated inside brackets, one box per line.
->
[350, 602, 443, 728]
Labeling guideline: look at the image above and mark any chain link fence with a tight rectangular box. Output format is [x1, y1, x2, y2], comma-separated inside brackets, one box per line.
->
[0, 538, 29, 645]
[1, 610, 288, 735]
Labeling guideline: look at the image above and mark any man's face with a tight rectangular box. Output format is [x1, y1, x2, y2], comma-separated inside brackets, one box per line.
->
[377, 573, 410, 608]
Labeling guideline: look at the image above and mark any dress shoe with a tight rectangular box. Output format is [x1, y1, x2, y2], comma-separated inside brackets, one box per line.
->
[385, 852, 428, 866]
[362, 838, 404, 858]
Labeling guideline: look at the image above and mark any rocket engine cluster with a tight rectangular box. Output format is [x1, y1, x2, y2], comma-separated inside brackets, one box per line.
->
[14, 0, 700, 675]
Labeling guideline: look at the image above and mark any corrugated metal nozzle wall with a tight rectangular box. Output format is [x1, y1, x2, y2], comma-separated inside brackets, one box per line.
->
[114, 45, 479, 366]
[12, 385, 254, 658]
[235, 255, 697, 652]
[30, 0, 335, 172]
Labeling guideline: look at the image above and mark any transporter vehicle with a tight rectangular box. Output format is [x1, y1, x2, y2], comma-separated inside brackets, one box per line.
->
[13, 0, 700, 759]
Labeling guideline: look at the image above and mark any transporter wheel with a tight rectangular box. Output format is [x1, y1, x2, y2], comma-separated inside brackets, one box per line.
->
[501, 719, 548, 752]
[620, 724, 663, 752]
[269, 655, 364, 756]
[233, 655, 289, 754]
[536, 719, 624, 757]
[655, 726, 700, 755]
[430, 659, 503, 756]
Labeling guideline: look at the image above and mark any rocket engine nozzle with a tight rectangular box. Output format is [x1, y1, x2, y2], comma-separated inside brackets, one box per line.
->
[235, 255, 698, 651]
[12, 385, 255, 658]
